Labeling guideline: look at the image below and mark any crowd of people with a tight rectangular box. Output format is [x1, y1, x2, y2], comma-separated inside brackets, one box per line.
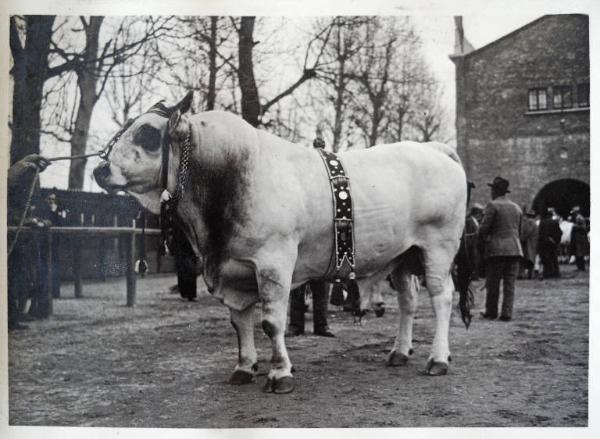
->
[467, 176, 589, 322]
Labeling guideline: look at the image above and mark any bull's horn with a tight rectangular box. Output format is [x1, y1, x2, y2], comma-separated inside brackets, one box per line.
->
[177, 90, 194, 114]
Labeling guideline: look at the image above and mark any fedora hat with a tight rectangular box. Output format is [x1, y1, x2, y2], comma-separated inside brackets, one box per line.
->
[487, 176, 510, 194]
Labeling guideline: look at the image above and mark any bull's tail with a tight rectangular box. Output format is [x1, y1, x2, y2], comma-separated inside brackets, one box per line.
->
[452, 179, 476, 329]
[453, 231, 475, 329]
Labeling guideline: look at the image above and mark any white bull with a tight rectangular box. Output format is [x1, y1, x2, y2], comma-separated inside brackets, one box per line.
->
[94, 92, 467, 394]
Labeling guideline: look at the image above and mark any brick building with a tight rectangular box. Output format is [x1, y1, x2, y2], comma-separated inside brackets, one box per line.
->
[450, 14, 590, 217]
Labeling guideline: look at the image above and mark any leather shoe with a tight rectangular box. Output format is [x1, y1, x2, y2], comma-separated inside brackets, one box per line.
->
[20, 314, 38, 322]
[479, 312, 497, 320]
[314, 330, 335, 338]
[9, 322, 28, 331]
[286, 328, 304, 337]
[498, 315, 512, 322]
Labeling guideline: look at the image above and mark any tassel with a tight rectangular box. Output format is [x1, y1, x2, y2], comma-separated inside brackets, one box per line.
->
[160, 189, 172, 203]
[135, 258, 148, 276]
[158, 241, 170, 256]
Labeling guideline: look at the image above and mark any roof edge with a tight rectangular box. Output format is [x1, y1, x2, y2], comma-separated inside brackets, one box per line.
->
[461, 14, 588, 59]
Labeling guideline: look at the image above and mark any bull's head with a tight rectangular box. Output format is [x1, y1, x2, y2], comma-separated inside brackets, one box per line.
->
[93, 92, 194, 214]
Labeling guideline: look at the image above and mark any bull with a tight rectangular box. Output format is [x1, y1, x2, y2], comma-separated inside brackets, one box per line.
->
[94, 92, 470, 394]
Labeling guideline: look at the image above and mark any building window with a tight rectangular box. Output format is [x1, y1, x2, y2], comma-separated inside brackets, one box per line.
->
[528, 88, 547, 111]
[553, 85, 573, 109]
[577, 83, 589, 107]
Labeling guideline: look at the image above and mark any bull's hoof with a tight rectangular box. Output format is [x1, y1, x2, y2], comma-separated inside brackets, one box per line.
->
[422, 359, 449, 376]
[386, 350, 410, 367]
[262, 376, 295, 394]
[229, 369, 255, 385]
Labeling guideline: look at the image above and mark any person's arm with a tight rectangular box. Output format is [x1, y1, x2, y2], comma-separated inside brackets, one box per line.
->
[478, 203, 496, 240]
[8, 155, 51, 225]
[7, 154, 50, 188]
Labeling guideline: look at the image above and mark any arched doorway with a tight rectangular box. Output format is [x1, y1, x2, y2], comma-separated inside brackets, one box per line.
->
[532, 179, 589, 218]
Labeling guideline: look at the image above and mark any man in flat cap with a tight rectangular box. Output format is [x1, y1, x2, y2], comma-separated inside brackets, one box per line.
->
[478, 176, 523, 321]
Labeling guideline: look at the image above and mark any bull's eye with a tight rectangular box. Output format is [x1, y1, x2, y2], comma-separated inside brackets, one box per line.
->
[133, 125, 162, 151]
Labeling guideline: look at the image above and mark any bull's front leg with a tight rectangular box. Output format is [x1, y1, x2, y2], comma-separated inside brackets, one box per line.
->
[229, 306, 258, 385]
[257, 265, 295, 394]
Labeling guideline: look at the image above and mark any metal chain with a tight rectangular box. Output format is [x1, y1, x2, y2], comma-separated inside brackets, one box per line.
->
[173, 128, 191, 201]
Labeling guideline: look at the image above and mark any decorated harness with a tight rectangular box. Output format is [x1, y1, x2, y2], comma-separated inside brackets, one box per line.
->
[316, 148, 356, 283]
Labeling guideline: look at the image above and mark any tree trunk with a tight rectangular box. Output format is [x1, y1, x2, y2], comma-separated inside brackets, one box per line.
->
[238, 17, 260, 127]
[332, 51, 346, 152]
[68, 16, 103, 190]
[9, 16, 55, 164]
[369, 103, 382, 146]
[205, 16, 218, 111]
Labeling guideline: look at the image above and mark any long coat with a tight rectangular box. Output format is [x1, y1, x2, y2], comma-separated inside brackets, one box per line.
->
[538, 218, 562, 252]
[520, 216, 538, 265]
[478, 195, 523, 259]
[570, 217, 589, 257]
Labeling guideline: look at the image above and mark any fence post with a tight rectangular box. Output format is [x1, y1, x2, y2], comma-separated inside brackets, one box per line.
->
[46, 229, 54, 316]
[125, 219, 136, 307]
[73, 213, 83, 298]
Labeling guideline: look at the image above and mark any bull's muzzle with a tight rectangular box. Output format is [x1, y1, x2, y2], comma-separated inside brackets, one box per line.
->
[93, 160, 111, 188]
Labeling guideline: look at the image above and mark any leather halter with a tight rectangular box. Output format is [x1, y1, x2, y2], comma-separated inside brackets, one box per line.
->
[317, 148, 356, 281]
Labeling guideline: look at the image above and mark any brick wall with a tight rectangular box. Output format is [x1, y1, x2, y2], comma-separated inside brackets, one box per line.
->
[453, 14, 590, 211]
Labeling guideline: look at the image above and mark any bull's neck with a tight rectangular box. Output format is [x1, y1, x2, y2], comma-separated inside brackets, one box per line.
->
[175, 123, 255, 268]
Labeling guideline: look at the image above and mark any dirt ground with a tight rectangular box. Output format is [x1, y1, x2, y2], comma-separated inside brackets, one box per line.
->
[8, 266, 588, 428]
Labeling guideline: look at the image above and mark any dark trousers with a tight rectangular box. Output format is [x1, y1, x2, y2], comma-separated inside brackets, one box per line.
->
[485, 256, 520, 318]
[289, 280, 330, 333]
[8, 233, 50, 325]
[540, 244, 560, 278]
[174, 254, 197, 300]
[50, 238, 61, 298]
[575, 256, 586, 271]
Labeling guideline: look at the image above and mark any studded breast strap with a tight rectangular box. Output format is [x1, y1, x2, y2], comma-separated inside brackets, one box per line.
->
[317, 148, 356, 280]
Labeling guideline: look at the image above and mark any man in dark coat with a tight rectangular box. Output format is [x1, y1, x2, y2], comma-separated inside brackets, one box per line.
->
[8, 154, 52, 330]
[537, 208, 563, 278]
[478, 176, 523, 321]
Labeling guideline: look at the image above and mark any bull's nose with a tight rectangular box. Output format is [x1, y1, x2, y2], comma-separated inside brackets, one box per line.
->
[93, 160, 111, 183]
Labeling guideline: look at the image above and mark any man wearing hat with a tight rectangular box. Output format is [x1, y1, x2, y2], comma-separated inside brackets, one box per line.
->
[478, 176, 523, 321]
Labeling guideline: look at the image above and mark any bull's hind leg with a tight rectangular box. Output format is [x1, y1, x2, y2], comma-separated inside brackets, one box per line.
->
[387, 271, 419, 367]
[229, 306, 258, 385]
[423, 247, 456, 376]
